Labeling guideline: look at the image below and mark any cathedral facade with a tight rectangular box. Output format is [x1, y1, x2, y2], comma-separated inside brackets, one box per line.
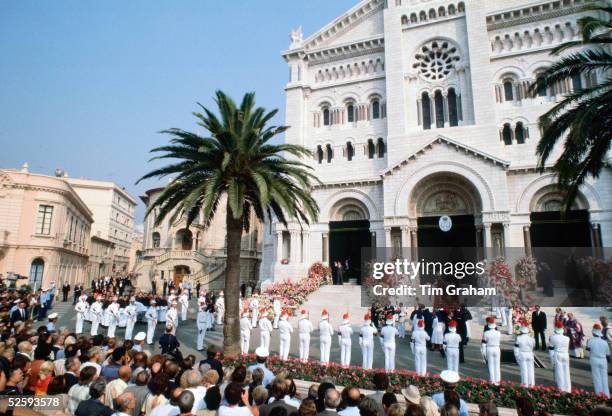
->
[260, 0, 611, 283]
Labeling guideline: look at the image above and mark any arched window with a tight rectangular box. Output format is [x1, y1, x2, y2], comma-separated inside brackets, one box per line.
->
[535, 75, 547, 97]
[515, 122, 526, 144]
[323, 108, 331, 126]
[347, 103, 355, 123]
[448, 88, 459, 127]
[419, 11, 427, 21]
[29, 258, 44, 286]
[438, 6, 446, 17]
[458, 2, 465, 12]
[434, 90, 445, 128]
[376, 138, 386, 158]
[448, 4, 456, 14]
[503, 80, 514, 101]
[326, 144, 333, 163]
[372, 100, 381, 119]
[429, 9, 436, 19]
[422, 92, 432, 130]
[152, 232, 161, 248]
[502, 123, 513, 145]
[316, 145, 324, 164]
[346, 142, 355, 161]
[401, 15, 408, 25]
[571, 73, 582, 91]
[367, 139, 376, 159]
[410, 13, 418, 23]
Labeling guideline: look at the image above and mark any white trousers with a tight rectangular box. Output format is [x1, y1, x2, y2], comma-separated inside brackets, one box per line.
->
[414, 345, 427, 376]
[91, 317, 100, 336]
[398, 323, 406, 338]
[216, 311, 224, 325]
[517, 352, 535, 387]
[260, 331, 271, 351]
[197, 327, 207, 350]
[251, 311, 258, 328]
[446, 347, 459, 373]
[383, 342, 396, 372]
[361, 342, 374, 369]
[506, 309, 513, 335]
[240, 331, 250, 354]
[320, 336, 331, 364]
[125, 320, 136, 340]
[486, 347, 501, 384]
[273, 314, 280, 329]
[553, 352, 571, 392]
[299, 333, 310, 361]
[108, 321, 117, 338]
[591, 357, 609, 397]
[146, 321, 156, 344]
[340, 338, 351, 366]
[181, 308, 188, 321]
[76, 314, 84, 334]
[279, 334, 291, 360]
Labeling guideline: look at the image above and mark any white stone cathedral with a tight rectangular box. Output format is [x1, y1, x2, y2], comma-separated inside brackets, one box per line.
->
[260, 0, 611, 283]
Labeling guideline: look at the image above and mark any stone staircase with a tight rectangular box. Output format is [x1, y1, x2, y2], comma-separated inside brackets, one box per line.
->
[292, 284, 369, 326]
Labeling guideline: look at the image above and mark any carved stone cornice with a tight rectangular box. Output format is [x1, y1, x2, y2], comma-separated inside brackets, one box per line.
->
[486, 0, 596, 31]
[306, 36, 385, 66]
[312, 177, 382, 190]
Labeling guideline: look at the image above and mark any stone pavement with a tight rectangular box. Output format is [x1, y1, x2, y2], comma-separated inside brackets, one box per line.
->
[49, 289, 608, 394]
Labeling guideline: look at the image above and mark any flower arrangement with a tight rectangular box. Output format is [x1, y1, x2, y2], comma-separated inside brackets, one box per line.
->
[224, 355, 610, 416]
[515, 256, 537, 289]
[576, 256, 612, 304]
[486, 257, 524, 306]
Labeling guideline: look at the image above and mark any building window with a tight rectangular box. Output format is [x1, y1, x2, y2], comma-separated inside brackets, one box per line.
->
[503, 81, 514, 101]
[419, 11, 427, 21]
[401, 15, 408, 25]
[438, 6, 446, 17]
[367, 140, 376, 159]
[326, 144, 333, 163]
[422, 92, 432, 130]
[36, 205, 53, 235]
[571, 73, 582, 91]
[535, 75, 547, 97]
[448, 88, 459, 127]
[434, 90, 445, 128]
[377, 138, 386, 158]
[347, 104, 355, 122]
[323, 108, 331, 126]
[429, 9, 436, 19]
[410, 13, 418, 23]
[372, 100, 381, 119]
[29, 258, 44, 286]
[448, 4, 456, 14]
[346, 142, 355, 161]
[316, 145, 324, 164]
[502, 123, 513, 145]
[458, 2, 465, 12]
[68, 216, 74, 240]
[515, 122, 526, 144]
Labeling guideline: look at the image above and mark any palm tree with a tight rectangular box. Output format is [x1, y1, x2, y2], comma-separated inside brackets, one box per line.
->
[137, 91, 320, 355]
[530, 5, 612, 209]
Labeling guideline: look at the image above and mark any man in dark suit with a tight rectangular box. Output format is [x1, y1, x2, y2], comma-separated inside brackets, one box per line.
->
[62, 282, 70, 302]
[10, 300, 28, 325]
[74, 378, 113, 416]
[199, 345, 224, 382]
[64, 356, 80, 391]
[531, 305, 547, 350]
[159, 325, 180, 355]
[316, 386, 341, 416]
[73, 284, 82, 305]
[259, 378, 299, 416]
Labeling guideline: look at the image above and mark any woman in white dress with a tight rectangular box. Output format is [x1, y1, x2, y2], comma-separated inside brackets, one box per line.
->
[431, 308, 446, 349]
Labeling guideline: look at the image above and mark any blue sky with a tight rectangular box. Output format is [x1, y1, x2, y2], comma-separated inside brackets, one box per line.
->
[0, 0, 356, 223]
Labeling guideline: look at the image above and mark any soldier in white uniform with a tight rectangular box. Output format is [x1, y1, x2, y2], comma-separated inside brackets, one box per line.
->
[298, 309, 313, 362]
[549, 320, 571, 392]
[196, 301, 210, 351]
[215, 291, 225, 325]
[146, 300, 158, 345]
[587, 323, 610, 397]
[319, 309, 334, 365]
[360, 312, 377, 370]
[75, 295, 89, 334]
[166, 301, 179, 335]
[249, 294, 260, 328]
[124, 297, 138, 340]
[179, 291, 189, 321]
[90, 296, 104, 336]
[412, 319, 430, 376]
[167, 289, 177, 306]
[278, 312, 293, 361]
[258, 309, 273, 351]
[481, 316, 501, 385]
[338, 313, 353, 367]
[514, 319, 535, 387]
[273, 296, 282, 329]
[380, 314, 399, 372]
[443, 320, 462, 373]
[240, 310, 252, 355]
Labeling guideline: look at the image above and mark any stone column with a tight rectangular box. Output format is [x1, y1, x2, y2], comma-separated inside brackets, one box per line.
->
[484, 223, 493, 259]
[410, 229, 418, 261]
[503, 223, 510, 259]
[303, 232, 310, 265]
[370, 232, 377, 260]
[591, 223, 602, 258]
[322, 233, 329, 264]
[523, 226, 532, 257]
[401, 226, 410, 256]
[290, 231, 300, 264]
[276, 231, 283, 263]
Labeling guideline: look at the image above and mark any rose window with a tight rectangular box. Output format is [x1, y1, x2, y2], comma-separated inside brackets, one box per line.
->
[413, 40, 460, 80]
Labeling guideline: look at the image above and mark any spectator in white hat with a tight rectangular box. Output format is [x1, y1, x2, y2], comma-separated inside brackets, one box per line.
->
[431, 371, 468, 416]
[247, 347, 274, 387]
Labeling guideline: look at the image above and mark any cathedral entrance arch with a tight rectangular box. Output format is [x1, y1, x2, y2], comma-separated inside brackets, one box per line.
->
[328, 198, 371, 284]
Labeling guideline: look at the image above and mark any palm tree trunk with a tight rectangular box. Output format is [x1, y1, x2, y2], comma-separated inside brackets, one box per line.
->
[223, 201, 244, 357]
